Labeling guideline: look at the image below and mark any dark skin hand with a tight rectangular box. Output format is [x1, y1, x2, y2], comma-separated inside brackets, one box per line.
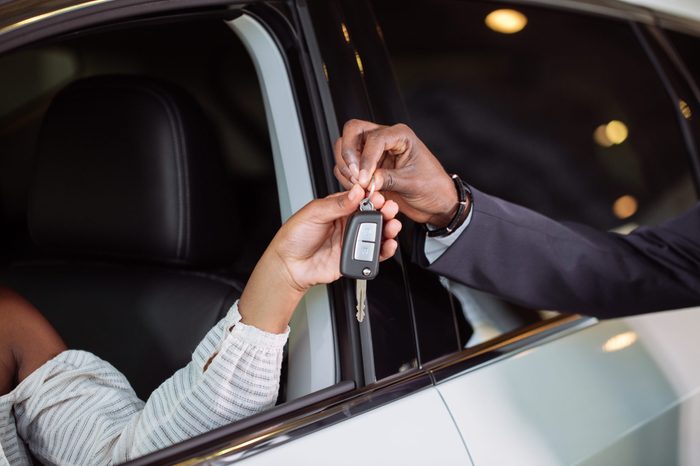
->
[334, 119, 464, 228]
[0, 287, 66, 395]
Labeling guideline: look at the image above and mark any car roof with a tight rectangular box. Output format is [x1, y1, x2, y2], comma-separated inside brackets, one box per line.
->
[621, 0, 700, 22]
[0, 0, 699, 42]
[0, 0, 700, 34]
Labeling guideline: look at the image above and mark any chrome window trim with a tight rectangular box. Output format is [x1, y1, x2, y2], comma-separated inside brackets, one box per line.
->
[2, 0, 699, 45]
[508, 0, 655, 23]
[173, 374, 434, 465]
[654, 11, 700, 36]
[0, 0, 115, 35]
[427, 315, 597, 384]
[0, 0, 244, 53]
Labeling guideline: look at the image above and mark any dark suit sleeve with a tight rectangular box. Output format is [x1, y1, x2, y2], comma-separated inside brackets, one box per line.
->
[421, 187, 700, 319]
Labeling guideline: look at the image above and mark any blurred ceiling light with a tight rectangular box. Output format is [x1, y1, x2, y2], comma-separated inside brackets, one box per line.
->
[613, 195, 638, 219]
[354, 50, 365, 76]
[605, 120, 628, 144]
[603, 331, 637, 352]
[341, 22, 351, 43]
[593, 120, 629, 147]
[593, 125, 613, 147]
[485, 9, 527, 34]
[680, 100, 692, 120]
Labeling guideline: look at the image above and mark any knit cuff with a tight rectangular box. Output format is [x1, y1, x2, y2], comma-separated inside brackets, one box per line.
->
[224, 301, 289, 350]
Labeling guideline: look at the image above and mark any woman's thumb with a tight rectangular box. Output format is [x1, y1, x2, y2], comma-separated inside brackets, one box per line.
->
[313, 184, 364, 222]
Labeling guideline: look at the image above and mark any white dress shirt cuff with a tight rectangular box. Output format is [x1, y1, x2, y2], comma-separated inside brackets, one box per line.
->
[424, 207, 473, 264]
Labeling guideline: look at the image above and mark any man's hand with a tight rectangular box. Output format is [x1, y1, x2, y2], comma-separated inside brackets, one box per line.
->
[238, 185, 401, 333]
[334, 119, 461, 227]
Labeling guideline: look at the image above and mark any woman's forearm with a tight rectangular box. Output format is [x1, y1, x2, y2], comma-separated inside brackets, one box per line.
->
[238, 248, 305, 334]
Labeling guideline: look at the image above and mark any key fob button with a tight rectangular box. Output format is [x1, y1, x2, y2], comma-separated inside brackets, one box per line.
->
[357, 223, 377, 242]
[354, 241, 375, 261]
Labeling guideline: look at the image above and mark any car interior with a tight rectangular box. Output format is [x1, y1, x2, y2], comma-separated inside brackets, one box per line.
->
[0, 18, 281, 400]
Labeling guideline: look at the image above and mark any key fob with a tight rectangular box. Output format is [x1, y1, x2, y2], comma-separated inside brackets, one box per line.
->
[340, 210, 383, 280]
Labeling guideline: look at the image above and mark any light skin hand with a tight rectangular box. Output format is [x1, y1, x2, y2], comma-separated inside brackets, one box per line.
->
[238, 184, 401, 333]
[334, 119, 463, 228]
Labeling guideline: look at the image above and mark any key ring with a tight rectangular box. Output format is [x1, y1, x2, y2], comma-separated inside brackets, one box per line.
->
[359, 176, 376, 211]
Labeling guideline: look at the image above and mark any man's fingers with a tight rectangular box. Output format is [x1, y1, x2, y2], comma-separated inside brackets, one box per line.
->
[334, 165, 353, 190]
[334, 138, 355, 183]
[358, 124, 413, 186]
[372, 167, 411, 194]
[379, 239, 398, 262]
[339, 119, 383, 182]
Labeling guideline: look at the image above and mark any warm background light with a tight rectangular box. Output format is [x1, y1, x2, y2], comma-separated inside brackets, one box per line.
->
[613, 195, 638, 219]
[680, 100, 692, 120]
[593, 125, 613, 147]
[593, 120, 629, 147]
[605, 120, 628, 144]
[485, 9, 528, 34]
[354, 50, 364, 76]
[341, 22, 351, 43]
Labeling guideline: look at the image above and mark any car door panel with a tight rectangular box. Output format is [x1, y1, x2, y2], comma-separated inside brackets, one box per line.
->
[438, 309, 700, 465]
[230, 387, 472, 466]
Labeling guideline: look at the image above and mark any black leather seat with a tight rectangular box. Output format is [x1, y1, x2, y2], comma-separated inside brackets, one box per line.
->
[1, 75, 244, 399]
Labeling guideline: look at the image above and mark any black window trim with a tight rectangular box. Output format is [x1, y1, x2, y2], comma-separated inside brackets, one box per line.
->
[633, 22, 700, 191]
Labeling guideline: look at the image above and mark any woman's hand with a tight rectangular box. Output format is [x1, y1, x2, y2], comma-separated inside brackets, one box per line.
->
[238, 185, 401, 333]
[273, 184, 400, 291]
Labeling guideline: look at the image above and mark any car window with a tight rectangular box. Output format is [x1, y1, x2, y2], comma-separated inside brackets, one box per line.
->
[0, 15, 290, 461]
[373, 0, 698, 358]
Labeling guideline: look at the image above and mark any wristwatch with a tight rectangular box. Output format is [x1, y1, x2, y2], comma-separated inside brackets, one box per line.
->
[426, 173, 473, 238]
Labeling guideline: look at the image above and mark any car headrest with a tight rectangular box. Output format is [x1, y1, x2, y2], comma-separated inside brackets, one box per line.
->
[29, 75, 240, 266]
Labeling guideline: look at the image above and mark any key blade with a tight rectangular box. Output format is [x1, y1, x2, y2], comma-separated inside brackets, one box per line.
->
[356, 279, 367, 322]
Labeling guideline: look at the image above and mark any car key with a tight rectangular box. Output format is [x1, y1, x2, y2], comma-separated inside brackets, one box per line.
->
[340, 184, 383, 322]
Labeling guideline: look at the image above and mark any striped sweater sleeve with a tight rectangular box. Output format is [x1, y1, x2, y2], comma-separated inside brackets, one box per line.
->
[13, 301, 288, 465]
